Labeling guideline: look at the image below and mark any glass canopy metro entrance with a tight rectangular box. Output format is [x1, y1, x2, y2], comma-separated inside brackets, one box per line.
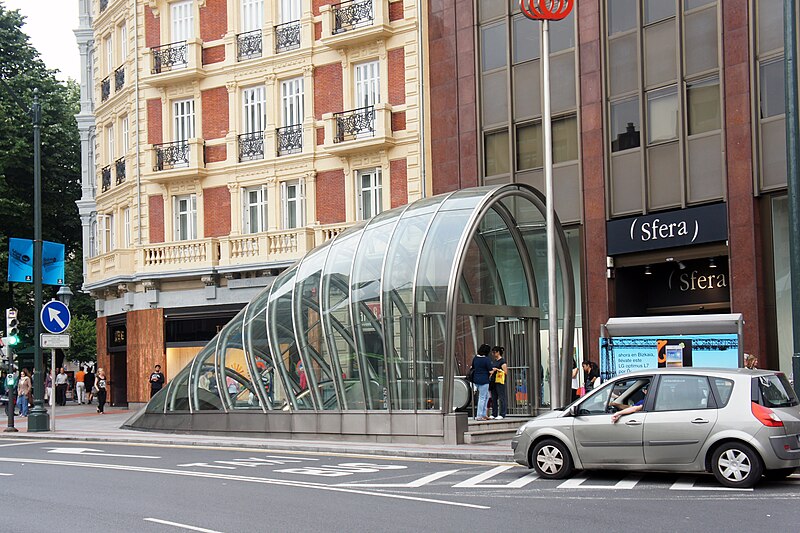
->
[126, 184, 575, 444]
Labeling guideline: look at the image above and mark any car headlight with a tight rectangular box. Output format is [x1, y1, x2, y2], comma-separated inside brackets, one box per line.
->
[515, 425, 525, 436]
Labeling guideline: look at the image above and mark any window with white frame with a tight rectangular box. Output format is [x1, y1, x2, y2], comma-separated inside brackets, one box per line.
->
[122, 115, 129, 153]
[280, 0, 301, 23]
[97, 213, 115, 254]
[90, 219, 98, 257]
[107, 124, 115, 162]
[243, 185, 268, 234]
[241, 0, 264, 31]
[119, 22, 127, 61]
[174, 194, 197, 241]
[173, 99, 195, 142]
[242, 86, 266, 134]
[281, 180, 304, 229]
[105, 35, 113, 75]
[281, 77, 303, 126]
[123, 207, 131, 248]
[171, 0, 194, 42]
[357, 168, 382, 220]
[354, 60, 380, 108]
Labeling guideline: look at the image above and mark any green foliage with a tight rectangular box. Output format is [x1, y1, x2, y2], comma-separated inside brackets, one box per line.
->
[67, 315, 96, 365]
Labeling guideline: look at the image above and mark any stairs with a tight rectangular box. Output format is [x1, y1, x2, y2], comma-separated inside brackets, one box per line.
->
[463, 417, 532, 444]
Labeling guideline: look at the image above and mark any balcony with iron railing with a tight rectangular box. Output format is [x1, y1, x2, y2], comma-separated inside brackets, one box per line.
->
[323, 103, 394, 154]
[100, 77, 110, 102]
[321, 0, 392, 46]
[101, 165, 111, 192]
[115, 157, 126, 185]
[143, 39, 204, 87]
[114, 65, 125, 91]
[275, 21, 301, 53]
[150, 139, 206, 179]
[276, 124, 303, 156]
[236, 29, 263, 61]
[238, 131, 265, 162]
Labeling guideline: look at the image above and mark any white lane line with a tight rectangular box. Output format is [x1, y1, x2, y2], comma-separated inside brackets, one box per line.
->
[0, 441, 38, 448]
[452, 465, 539, 488]
[670, 476, 753, 492]
[0, 457, 489, 510]
[0, 473, 13, 477]
[336, 469, 459, 488]
[45, 447, 161, 459]
[558, 474, 642, 490]
[144, 518, 222, 533]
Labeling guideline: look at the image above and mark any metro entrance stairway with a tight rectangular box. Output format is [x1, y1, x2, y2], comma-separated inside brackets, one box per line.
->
[464, 417, 533, 444]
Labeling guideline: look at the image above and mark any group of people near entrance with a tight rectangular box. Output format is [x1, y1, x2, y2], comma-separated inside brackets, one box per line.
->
[470, 344, 509, 421]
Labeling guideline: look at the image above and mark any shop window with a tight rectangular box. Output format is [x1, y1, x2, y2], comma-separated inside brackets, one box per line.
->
[610, 97, 641, 152]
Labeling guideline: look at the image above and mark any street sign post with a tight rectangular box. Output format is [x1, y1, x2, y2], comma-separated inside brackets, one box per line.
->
[40, 300, 71, 334]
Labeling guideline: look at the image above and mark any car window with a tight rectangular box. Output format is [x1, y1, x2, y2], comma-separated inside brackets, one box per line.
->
[654, 375, 711, 411]
[577, 377, 650, 415]
[577, 384, 612, 415]
[755, 373, 799, 408]
[710, 377, 734, 407]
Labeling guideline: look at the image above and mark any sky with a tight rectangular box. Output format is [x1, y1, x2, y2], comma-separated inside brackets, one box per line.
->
[3, 0, 81, 82]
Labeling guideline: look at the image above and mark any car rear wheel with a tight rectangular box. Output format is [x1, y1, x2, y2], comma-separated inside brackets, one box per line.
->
[764, 467, 796, 480]
[711, 442, 763, 488]
[532, 439, 573, 479]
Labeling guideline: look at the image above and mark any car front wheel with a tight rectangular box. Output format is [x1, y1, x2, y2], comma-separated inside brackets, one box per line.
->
[532, 439, 573, 479]
[711, 442, 763, 488]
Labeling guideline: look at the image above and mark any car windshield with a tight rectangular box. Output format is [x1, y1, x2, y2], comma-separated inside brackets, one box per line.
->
[755, 373, 799, 408]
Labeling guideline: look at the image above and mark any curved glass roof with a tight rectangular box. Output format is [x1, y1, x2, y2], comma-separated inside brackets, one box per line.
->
[143, 184, 575, 418]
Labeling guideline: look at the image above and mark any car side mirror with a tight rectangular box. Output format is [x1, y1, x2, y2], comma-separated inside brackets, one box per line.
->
[569, 404, 578, 416]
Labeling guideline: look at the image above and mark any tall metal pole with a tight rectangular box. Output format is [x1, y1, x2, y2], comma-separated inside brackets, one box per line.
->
[542, 20, 560, 409]
[785, 0, 800, 397]
[28, 89, 49, 431]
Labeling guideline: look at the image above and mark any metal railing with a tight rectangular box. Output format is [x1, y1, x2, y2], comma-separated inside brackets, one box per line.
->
[151, 41, 188, 74]
[101, 77, 110, 102]
[101, 166, 111, 192]
[114, 65, 125, 91]
[238, 131, 265, 161]
[276, 124, 303, 156]
[332, 0, 374, 34]
[236, 30, 262, 61]
[275, 21, 301, 53]
[115, 157, 125, 184]
[154, 140, 190, 171]
[334, 106, 375, 143]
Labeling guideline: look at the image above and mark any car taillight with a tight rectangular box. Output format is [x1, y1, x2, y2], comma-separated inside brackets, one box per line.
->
[752, 401, 784, 427]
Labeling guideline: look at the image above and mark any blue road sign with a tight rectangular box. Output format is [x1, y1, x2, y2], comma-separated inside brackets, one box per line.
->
[41, 300, 71, 334]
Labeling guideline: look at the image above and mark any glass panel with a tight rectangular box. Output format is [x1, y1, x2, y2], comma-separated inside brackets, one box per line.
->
[481, 22, 507, 71]
[552, 116, 578, 163]
[165, 363, 192, 412]
[684, 0, 714, 9]
[762, 118, 788, 189]
[687, 134, 723, 201]
[190, 342, 224, 411]
[610, 97, 641, 152]
[513, 60, 541, 119]
[647, 86, 679, 144]
[607, 0, 637, 35]
[608, 33, 638, 97]
[772, 196, 794, 375]
[244, 285, 287, 410]
[760, 58, 786, 118]
[439, 185, 496, 212]
[551, 52, 576, 113]
[218, 310, 259, 410]
[687, 78, 720, 135]
[684, 8, 718, 76]
[485, 130, 510, 176]
[654, 375, 710, 411]
[644, 0, 675, 24]
[757, 0, 784, 54]
[145, 381, 169, 413]
[647, 142, 682, 209]
[517, 122, 542, 170]
[482, 71, 509, 125]
[710, 377, 734, 407]
[549, 10, 575, 52]
[644, 19, 677, 87]
[479, 0, 505, 22]
[478, 207, 530, 307]
[512, 14, 539, 63]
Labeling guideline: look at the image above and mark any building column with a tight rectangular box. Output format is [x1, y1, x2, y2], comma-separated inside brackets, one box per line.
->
[126, 308, 166, 404]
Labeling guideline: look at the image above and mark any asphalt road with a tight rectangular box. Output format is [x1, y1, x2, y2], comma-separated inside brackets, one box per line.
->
[1, 438, 798, 532]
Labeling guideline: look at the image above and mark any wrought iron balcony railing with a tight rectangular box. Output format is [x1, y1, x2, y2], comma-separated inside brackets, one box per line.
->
[115, 157, 126, 184]
[334, 106, 375, 143]
[100, 0, 108, 13]
[275, 21, 301, 53]
[276, 124, 303, 156]
[101, 165, 111, 192]
[151, 41, 188, 74]
[237, 30, 262, 61]
[238, 131, 265, 162]
[114, 65, 125, 91]
[101, 77, 110, 102]
[154, 140, 190, 171]
[332, 0, 374, 34]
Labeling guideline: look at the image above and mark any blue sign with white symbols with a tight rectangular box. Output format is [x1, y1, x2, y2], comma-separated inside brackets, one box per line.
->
[41, 300, 71, 334]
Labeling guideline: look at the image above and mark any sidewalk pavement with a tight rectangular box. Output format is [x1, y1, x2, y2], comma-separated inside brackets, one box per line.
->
[0, 402, 516, 463]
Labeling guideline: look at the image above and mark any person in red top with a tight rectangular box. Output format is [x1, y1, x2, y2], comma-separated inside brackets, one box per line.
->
[74, 367, 86, 404]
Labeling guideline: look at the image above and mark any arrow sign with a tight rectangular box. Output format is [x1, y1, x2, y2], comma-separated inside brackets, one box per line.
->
[41, 300, 70, 334]
[45, 447, 161, 459]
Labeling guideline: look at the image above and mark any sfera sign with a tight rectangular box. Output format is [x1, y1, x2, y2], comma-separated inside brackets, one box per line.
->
[607, 203, 728, 255]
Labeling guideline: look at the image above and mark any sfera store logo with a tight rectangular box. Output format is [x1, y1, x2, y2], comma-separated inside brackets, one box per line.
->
[629, 217, 700, 244]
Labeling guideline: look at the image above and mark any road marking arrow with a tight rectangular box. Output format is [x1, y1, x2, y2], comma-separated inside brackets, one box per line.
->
[45, 447, 160, 459]
[48, 308, 65, 329]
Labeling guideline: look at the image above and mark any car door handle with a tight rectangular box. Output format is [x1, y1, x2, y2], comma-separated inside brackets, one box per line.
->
[625, 419, 642, 426]
[691, 418, 710, 424]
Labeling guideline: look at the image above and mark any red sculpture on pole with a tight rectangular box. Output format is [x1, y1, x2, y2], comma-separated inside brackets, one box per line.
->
[520, 0, 574, 20]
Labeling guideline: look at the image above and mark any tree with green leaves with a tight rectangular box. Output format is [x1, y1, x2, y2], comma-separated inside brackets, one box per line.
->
[0, 4, 95, 364]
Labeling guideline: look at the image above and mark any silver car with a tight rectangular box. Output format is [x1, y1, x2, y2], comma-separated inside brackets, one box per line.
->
[512, 368, 800, 488]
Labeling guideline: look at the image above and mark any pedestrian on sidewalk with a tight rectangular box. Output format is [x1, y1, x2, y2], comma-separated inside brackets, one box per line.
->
[489, 346, 508, 420]
[55, 368, 68, 406]
[95, 369, 107, 414]
[470, 344, 493, 421]
[44, 371, 52, 403]
[16, 369, 31, 417]
[74, 366, 86, 404]
[84, 366, 95, 405]
[149, 364, 165, 398]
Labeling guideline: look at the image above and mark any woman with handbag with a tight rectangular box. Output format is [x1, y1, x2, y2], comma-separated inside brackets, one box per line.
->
[489, 347, 508, 420]
[95, 368, 108, 414]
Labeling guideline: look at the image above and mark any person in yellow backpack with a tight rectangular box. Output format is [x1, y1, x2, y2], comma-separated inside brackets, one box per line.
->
[489, 346, 508, 420]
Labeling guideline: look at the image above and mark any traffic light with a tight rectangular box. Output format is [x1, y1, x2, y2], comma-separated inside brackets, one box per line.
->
[4, 308, 19, 347]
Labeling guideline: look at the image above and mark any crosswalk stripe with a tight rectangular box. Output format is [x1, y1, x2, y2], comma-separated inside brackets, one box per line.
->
[669, 476, 753, 492]
[558, 473, 642, 489]
[336, 469, 460, 488]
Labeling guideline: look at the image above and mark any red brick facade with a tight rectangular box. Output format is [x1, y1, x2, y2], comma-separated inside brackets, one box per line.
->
[389, 1, 404, 21]
[316, 127, 325, 146]
[146, 99, 162, 145]
[388, 48, 406, 105]
[314, 22, 322, 41]
[205, 144, 226, 163]
[148, 195, 165, 243]
[391, 111, 406, 132]
[313, 62, 343, 120]
[199, 0, 227, 41]
[145, 6, 159, 49]
[204, 186, 231, 237]
[316, 169, 345, 224]
[202, 45, 225, 65]
[312, 0, 330, 16]
[201, 87, 229, 140]
[390, 158, 408, 208]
